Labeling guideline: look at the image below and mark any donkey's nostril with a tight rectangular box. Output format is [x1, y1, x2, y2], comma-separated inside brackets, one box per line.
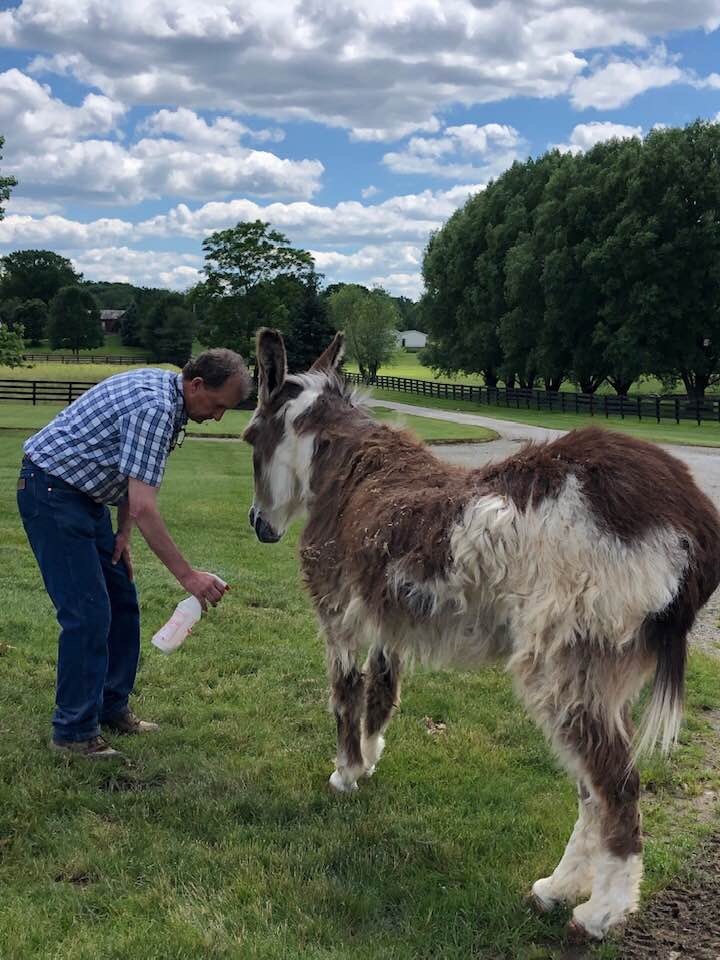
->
[248, 506, 256, 529]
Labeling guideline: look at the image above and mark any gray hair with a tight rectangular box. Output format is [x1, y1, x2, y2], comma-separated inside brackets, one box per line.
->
[183, 348, 251, 392]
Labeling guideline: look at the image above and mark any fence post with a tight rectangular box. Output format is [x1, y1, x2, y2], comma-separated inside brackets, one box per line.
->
[656, 397, 660, 424]
[675, 397, 680, 424]
[32, 381, 37, 406]
[697, 397, 701, 426]
[68, 382, 73, 405]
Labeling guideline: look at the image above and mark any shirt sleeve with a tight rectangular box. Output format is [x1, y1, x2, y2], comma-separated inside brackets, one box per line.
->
[118, 405, 174, 487]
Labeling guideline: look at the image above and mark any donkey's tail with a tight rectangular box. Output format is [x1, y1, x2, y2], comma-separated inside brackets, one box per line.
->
[633, 600, 689, 760]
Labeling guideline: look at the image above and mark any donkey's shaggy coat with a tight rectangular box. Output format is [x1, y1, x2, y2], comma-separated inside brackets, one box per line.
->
[244, 330, 720, 941]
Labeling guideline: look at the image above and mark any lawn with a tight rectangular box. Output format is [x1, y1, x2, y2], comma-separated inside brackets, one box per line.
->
[21, 334, 207, 360]
[0, 430, 719, 959]
[0, 403, 496, 445]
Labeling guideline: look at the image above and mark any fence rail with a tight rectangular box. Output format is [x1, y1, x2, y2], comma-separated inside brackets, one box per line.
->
[3, 374, 719, 425]
[346, 373, 720, 425]
[0, 379, 97, 405]
[22, 354, 149, 364]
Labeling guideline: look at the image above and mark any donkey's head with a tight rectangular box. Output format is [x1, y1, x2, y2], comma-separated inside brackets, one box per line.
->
[243, 327, 345, 543]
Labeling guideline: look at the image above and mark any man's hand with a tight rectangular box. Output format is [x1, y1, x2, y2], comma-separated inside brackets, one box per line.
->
[181, 570, 229, 611]
[112, 526, 135, 581]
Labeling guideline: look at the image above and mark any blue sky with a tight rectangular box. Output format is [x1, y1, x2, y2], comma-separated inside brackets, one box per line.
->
[1, 1, 720, 299]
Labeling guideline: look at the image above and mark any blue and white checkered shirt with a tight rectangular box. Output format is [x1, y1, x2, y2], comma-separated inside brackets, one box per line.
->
[24, 369, 188, 505]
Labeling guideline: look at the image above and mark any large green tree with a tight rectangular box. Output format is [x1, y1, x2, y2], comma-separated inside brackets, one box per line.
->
[13, 298, 48, 345]
[0, 136, 16, 221]
[0, 322, 25, 368]
[1, 250, 81, 304]
[197, 220, 319, 362]
[120, 301, 142, 347]
[327, 284, 399, 379]
[47, 286, 103, 356]
[143, 293, 195, 365]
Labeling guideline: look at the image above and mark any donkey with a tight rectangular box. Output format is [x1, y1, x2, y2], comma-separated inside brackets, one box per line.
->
[243, 328, 720, 941]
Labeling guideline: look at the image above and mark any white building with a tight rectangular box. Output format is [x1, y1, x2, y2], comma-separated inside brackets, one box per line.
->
[396, 329, 427, 350]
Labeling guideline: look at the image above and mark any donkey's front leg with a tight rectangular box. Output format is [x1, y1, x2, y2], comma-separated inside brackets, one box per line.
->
[328, 645, 365, 794]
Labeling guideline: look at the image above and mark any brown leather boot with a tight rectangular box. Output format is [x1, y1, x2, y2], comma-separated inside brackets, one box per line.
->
[50, 734, 124, 759]
[103, 709, 160, 735]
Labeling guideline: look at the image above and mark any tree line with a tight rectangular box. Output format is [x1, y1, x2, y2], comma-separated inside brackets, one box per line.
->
[421, 120, 720, 398]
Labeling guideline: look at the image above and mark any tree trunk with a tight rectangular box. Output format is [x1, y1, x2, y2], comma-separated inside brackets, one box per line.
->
[544, 374, 564, 393]
[483, 369, 499, 388]
[681, 370, 709, 400]
[503, 374, 516, 389]
[607, 377, 633, 396]
[579, 376, 604, 394]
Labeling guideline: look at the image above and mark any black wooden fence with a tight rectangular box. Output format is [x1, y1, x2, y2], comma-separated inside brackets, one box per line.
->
[346, 373, 720, 425]
[0, 379, 96, 405]
[22, 354, 149, 364]
[3, 373, 720, 425]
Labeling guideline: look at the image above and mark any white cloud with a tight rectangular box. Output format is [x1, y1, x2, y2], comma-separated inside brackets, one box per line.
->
[0, 214, 133, 247]
[68, 246, 203, 290]
[0, 73, 323, 204]
[570, 48, 685, 110]
[553, 121, 643, 154]
[361, 185, 380, 199]
[383, 123, 522, 179]
[0, 68, 125, 147]
[6, 1, 716, 138]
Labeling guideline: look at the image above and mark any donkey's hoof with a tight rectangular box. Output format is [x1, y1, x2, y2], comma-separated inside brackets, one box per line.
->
[565, 918, 591, 944]
[329, 770, 358, 794]
[528, 878, 560, 913]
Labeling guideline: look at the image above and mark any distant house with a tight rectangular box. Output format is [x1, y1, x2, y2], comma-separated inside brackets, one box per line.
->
[100, 309, 126, 334]
[395, 329, 427, 350]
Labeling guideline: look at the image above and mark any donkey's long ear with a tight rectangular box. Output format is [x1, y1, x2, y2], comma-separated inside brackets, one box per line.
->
[310, 332, 345, 373]
[256, 327, 287, 402]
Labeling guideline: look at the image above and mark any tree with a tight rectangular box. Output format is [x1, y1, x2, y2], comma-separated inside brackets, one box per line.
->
[327, 285, 399, 379]
[144, 294, 195, 365]
[13, 299, 47, 345]
[198, 220, 318, 361]
[120, 301, 142, 347]
[0, 322, 25, 368]
[47, 286, 103, 356]
[0, 250, 81, 304]
[0, 136, 16, 222]
[0, 296, 20, 329]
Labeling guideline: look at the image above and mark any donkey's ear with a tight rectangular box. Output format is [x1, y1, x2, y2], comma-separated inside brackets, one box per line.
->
[256, 327, 287, 402]
[310, 332, 345, 373]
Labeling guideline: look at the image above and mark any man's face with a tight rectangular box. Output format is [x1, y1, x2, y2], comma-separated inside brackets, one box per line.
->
[183, 373, 248, 423]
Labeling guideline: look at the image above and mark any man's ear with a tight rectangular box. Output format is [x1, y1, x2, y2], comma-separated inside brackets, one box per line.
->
[310, 332, 345, 373]
[256, 328, 287, 402]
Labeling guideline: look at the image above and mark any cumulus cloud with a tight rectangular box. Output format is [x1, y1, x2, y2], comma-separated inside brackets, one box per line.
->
[0, 73, 322, 203]
[570, 47, 685, 110]
[5, 1, 717, 136]
[553, 121, 643, 154]
[69, 247, 203, 290]
[383, 123, 522, 179]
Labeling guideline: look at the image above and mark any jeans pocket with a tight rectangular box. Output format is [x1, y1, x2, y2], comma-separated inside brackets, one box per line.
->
[17, 469, 40, 521]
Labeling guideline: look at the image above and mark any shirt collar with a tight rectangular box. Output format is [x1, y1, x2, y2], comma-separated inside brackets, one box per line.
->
[174, 373, 188, 430]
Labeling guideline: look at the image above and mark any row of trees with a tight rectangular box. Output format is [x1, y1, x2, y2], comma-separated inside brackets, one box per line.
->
[421, 120, 720, 398]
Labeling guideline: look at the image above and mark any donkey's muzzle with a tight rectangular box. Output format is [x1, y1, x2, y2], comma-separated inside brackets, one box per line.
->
[248, 506, 281, 544]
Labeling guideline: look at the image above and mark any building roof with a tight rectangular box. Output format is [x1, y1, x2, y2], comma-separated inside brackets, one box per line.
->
[100, 309, 126, 320]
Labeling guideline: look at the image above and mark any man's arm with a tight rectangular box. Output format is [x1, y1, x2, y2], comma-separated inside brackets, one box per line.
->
[111, 497, 135, 581]
[127, 477, 227, 609]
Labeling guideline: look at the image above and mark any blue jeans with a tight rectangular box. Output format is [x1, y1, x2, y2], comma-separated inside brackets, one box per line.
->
[17, 458, 140, 742]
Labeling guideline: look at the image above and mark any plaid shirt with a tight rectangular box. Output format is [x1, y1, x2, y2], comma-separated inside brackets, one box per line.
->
[24, 369, 188, 505]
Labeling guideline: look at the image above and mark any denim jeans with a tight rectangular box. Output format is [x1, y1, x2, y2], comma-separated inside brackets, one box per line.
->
[17, 457, 140, 742]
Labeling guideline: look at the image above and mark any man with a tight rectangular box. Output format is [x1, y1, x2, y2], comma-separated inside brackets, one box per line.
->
[17, 349, 252, 759]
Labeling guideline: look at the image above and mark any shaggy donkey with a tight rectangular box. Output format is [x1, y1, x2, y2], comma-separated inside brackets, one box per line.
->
[243, 328, 720, 941]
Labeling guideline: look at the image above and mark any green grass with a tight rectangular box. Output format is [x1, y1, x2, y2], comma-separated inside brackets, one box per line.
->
[0, 431, 718, 958]
[369, 388, 720, 447]
[1, 361, 180, 382]
[22, 335, 208, 360]
[0, 402, 496, 445]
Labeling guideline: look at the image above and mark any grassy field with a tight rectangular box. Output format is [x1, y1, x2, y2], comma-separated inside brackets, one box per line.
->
[0, 403, 496, 445]
[0, 425, 719, 958]
[22, 335, 207, 360]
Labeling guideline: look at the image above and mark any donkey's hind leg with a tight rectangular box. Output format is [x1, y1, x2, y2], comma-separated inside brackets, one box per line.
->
[566, 711, 643, 941]
[327, 644, 365, 794]
[362, 646, 401, 777]
[530, 782, 599, 911]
